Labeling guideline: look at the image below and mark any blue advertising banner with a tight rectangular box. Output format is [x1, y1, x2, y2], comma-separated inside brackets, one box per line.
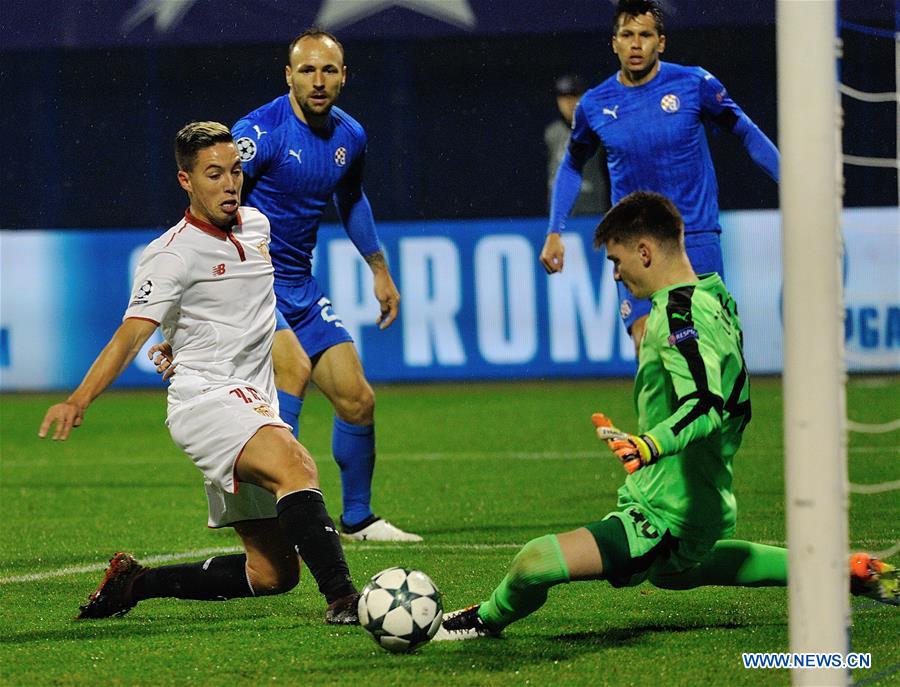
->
[720, 208, 900, 374]
[1, 208, 897, 391]
[312, 218, 636, 381]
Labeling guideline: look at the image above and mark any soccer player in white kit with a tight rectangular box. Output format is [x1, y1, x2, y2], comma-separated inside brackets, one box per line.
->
[38, 122, 359, 624]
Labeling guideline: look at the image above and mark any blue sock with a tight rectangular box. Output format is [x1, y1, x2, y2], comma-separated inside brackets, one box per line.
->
[332, 417, 375, 527]
[276, 390, 303, 439]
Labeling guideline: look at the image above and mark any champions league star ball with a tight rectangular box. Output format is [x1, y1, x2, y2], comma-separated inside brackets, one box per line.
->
[358, 567, 443, 653]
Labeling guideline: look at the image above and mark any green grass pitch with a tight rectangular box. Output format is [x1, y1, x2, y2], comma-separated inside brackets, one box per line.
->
[1, 377, 898, 686]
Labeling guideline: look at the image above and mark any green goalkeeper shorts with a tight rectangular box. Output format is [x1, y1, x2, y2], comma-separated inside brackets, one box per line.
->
[585, 487, 716, 588]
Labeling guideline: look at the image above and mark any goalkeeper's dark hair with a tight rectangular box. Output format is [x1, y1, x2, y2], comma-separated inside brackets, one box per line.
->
[288, 27, 345, 63]
[174, 121, 233, 172]
[594, 191, 683, 250]
[614, 0, 665, 35]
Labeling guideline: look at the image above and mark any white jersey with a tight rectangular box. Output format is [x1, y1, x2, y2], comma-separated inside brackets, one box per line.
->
[125, 207, 278, 412]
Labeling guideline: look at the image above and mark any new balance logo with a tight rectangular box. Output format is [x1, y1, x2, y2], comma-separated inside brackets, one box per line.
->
[603, 105, 619, 119]
[288, 149, 302, 164]
[253, 124, 267, 139]
[212, 263, 226, 276]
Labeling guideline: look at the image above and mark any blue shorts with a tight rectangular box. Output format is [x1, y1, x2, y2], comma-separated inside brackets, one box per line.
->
[274, 277, 354, 358]
[617, 231, 725, 332]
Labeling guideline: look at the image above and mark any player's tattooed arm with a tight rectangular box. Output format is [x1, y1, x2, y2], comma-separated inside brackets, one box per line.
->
[365, 251, 400, 330]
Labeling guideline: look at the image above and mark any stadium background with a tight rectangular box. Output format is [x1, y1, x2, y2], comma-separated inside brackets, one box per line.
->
[1, 0, 897, 390]
[1, 4, 899, 685]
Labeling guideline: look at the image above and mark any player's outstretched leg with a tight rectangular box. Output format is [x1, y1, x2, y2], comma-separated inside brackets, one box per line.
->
[77, 552, 258, 619]
[850, 553, 899, 605]
[650, 541, 898, 605]
[434, 534, 571, 640]
[650, 540, 788, 590]
[78, 553, 146, 619]
[435, 604, 501, 640]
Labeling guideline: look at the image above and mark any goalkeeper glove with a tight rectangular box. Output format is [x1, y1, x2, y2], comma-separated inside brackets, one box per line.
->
[591, 412, 662, 474]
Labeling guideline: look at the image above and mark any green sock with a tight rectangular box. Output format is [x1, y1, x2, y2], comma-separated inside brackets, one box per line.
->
[652, 540, 788, 590]
[478, 534, 570, 631]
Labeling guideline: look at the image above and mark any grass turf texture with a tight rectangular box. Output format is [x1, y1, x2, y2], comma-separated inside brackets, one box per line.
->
[1, 377, 897, 686]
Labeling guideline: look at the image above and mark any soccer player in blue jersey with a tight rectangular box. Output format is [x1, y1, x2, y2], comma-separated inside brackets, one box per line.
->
[539, 0, 779, 350]
[231, 29, 420, 542]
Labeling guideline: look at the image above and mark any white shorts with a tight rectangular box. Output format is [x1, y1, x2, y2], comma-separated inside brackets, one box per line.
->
[203, 479, 277, 528]
[167, 382, 289, 527]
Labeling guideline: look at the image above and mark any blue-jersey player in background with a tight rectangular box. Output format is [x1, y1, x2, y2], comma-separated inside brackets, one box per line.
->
[232, 28, 421, 542]
[539, 0, 779, 351]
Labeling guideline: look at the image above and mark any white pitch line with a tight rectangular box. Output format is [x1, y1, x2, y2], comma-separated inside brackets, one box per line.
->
[0, 547, 241, 584]
[849, 480, 900, 494]
[848, 418, 900, 433]
[0, 542, 523, 585]
[4, 539, 899, 587]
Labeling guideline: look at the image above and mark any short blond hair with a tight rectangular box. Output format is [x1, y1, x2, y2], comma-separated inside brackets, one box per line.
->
[175, 121, 233, 172]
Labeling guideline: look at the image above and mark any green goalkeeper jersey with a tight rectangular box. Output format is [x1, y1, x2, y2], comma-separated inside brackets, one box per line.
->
[625, 272, 751, 541]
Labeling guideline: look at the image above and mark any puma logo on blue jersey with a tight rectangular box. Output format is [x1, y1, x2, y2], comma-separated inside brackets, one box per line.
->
[288, 149, 302, 164]
[602, 105, 619, 119]
[253, 124, 267, 139]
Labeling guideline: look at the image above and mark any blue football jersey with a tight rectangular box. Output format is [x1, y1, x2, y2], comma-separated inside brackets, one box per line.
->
[573, 62, 747, 234]
[233, 95, 368, 279]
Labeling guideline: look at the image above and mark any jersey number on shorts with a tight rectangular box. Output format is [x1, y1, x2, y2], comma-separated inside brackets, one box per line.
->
[317, 297, 345, 328]
[628, 509, 660, 540]
[229, 386, 264, 404]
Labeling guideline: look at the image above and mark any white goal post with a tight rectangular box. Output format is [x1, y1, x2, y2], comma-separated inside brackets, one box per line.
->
[777, 1, 850, 686]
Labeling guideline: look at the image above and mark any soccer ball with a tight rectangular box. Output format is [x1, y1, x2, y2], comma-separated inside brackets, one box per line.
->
[358, 567, 443, 653]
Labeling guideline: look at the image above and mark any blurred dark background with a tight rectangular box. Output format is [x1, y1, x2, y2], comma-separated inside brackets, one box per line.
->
[1, 1, 895, 229]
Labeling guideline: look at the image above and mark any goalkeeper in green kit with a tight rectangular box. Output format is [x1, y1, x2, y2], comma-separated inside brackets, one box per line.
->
[435, 191, 897, 641]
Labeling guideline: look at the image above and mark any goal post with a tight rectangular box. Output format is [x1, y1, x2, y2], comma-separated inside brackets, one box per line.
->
[777, 1, 850, 686]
